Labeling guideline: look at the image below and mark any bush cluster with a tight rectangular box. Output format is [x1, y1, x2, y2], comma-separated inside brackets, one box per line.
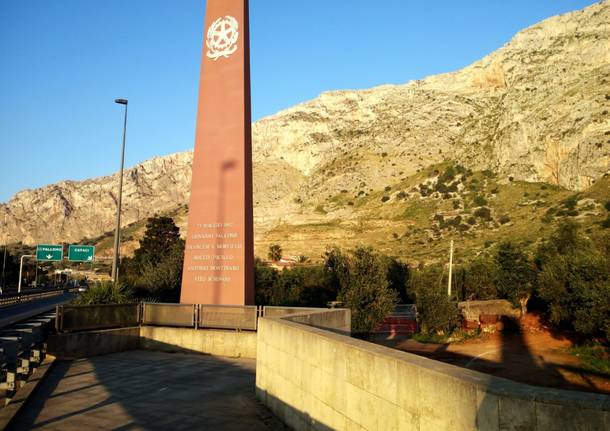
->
[120, 216, 185, 302]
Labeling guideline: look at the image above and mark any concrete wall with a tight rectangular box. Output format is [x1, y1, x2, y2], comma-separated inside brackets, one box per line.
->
[285, 308, 351, 336]
[49, 326, 256, 360]
[140, 326, 256, 359]
[256, 311, 610, 431]
[48, 327, 140, 359]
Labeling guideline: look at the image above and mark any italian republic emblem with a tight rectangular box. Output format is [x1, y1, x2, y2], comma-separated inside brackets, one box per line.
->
[206, 16, 239, 61]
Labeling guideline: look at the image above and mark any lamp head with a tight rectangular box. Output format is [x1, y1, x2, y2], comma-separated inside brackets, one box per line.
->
[114, 98, 128, 105]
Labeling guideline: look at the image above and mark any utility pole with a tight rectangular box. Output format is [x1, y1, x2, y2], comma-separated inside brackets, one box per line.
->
[18, 255, 34, 294]
[448, 239, 454, 298]
[1, 212, 7, 294]
[111, 98, 128, 282]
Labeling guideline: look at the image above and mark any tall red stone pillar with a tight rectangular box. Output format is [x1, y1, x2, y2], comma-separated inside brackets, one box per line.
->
[180, 0, 254, 305]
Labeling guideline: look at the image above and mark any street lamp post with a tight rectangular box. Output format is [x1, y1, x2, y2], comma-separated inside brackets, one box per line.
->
[111, 98, 128, 282]
[1, 212, 7, 295]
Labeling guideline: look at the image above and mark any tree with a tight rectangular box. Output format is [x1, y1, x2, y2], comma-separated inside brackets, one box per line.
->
[254, 258, 278, 305]
[455, 256, 498, 300]
[121, 216, 184, 302]
[495, 242, 535, 317]
[267, 244, 282, 261]
[0, 249, 20, 290]
[383, 256, 411, 303]
[337, 247, 399, 337]
[134, 241, 184, 302]
[323, 246, 350, 300]
[536, 221, 610, 338]
[412, 265, 459, 334]
[134, 216, 181, 267]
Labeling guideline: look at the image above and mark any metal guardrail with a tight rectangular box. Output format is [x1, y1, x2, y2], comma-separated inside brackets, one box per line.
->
[56, 303, 140, 333]
[0, 288, 74, 308]
[0, 313, 55, 401]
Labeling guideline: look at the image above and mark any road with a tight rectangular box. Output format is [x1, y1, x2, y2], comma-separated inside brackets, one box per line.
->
[0, 292, 75, 328]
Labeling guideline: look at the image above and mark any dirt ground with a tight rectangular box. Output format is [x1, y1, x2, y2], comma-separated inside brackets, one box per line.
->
[377, 315, 610, 395]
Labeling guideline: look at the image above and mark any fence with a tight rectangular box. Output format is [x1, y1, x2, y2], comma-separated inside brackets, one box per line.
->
[55, 303, 335, 333]
[56, 303, 141, 332]
[142, 303, 196, 327]
[0, 288, 76, 308]
[199, 305, 258, 330]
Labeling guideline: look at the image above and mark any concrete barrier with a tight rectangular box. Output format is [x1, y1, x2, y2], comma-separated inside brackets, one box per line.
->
[256, 310, 610, 431]
[48, 327, 140, 359]
[48, 326, 256, 360]
[140, 326, 256, 359]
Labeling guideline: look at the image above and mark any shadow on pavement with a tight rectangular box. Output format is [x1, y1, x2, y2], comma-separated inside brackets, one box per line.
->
[8, 341, 288, 431]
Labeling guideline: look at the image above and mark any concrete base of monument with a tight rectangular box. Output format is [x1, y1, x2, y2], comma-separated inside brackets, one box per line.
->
[49, 326, 257, 360]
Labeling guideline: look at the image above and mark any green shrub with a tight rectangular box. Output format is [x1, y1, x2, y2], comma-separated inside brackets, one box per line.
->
[473, 195, 488, 206]
[413, 266, 459, 334]
[455, 257, 498, 300]
[381, 196, 390, 202]
[336, 247, 399, 337]
[562, 196, 578, 210]
[73, 282, 133, 305]
[120, 216, 184, 302]
[268, 244, 282, 261]
[536, 221, 610, 338]
[438, 166, 456, 184]
[495, 242, 535, 316]
[498, 214, 511, 224]
[474, 207, 492, 220]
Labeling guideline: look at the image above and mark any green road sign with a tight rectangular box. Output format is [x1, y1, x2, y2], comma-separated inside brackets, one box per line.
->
[36, 244, 63, 261]
[68, 245, 95, 262]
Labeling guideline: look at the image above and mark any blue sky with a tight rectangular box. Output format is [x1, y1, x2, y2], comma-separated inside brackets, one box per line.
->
[0, 0, 596, 203]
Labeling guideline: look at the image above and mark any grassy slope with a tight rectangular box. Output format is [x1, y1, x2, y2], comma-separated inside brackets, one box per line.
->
[84, 165, 609, 266]
[257, 166, 609, 264]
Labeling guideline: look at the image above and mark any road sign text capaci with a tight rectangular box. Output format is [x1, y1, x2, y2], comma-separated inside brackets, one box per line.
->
[68, 245, 95, 262]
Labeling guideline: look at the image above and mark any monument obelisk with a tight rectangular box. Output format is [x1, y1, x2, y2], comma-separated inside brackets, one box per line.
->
[180, 0, 254, 305]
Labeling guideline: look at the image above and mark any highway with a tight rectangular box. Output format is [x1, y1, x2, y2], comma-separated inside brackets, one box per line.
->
[0, 292, 76, 328]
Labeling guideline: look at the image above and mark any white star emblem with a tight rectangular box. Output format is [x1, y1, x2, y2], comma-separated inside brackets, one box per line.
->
[206, 16, 239, 61]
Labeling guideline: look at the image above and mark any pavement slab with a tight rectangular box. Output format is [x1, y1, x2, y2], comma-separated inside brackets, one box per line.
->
[8, 350, 287, 430]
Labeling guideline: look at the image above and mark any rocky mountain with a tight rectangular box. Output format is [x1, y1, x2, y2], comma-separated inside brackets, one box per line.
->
[2, 1, 609, 259]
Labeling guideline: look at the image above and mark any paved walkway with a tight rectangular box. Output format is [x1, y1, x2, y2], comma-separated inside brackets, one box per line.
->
[9, 350, 286, 430]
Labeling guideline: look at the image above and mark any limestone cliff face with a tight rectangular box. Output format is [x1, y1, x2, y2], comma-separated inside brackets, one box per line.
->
[2, 1, 609, 246]
[1, 152, 193, 245]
